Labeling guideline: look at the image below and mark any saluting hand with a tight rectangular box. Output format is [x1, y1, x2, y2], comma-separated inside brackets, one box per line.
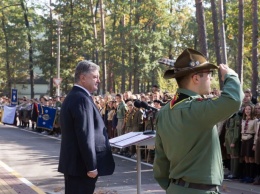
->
[219, 64, 237, 82]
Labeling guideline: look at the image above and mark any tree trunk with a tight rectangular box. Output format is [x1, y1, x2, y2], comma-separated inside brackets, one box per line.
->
[219, 0, 227, 64]
[100, 0, 107, 95]
[128, 72, 132, 92]
[90, 0, 98, 64]
[1, 11, 12, 97]
[168, 0, 173, 59]
[120, 15, 126, 93]
[195, 0, 208, 57]
[133, 0, 141, 94]
[128, 0, 133, 92]
[237, 0, 244, 85]
[20, 0, 34, 98]
[251, 0, 258, 97]
[133, 47, 139, 94]
[151, 24, 156, 86]
[127, 0, 133, 91]
[210, 0, 223, 89]
[90, 0, 100, 94]
[49, 0, 54, 97]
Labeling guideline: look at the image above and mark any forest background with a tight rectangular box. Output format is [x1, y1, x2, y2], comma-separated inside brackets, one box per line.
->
[0, 0, 259, 98]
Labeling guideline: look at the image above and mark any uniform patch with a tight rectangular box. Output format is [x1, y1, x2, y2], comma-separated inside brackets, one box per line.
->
[211, 97, 218, 100]
[170, 93, 179, 109]
[195, 96, 218, 102]
[170, 93, 190, 109]
[196, 98, 204, 102]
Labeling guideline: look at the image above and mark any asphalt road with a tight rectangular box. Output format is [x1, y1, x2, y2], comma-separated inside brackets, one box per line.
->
[0, 124, 162, 194]
[0, 124, 260, 194]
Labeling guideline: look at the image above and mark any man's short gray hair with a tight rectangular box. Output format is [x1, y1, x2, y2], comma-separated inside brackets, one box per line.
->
[74, 60, 100, 83]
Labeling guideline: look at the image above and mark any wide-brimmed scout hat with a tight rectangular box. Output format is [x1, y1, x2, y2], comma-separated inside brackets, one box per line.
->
[159, 48, 218, 79]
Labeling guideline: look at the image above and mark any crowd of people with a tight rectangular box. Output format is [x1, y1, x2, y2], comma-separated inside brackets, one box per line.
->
[0, 95, 65, 137]
[0, 85, 170, 161]
[220, 89, 260, 185]
[92, 86, 169, 160]
[0, 85, 259, 185]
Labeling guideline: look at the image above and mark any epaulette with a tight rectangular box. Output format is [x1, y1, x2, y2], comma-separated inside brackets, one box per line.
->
[195, 96, 218, 102]
[206, 94, 219, 100]
[170, 93, 179, 109]
[211, 96, 219, 100]
[195, 97, 204, 102]
[170, 93, 189, 109]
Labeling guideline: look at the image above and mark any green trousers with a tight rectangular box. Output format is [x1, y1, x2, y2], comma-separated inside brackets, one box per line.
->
[166, 183, 220, 194]
[231, 158, 239, 177]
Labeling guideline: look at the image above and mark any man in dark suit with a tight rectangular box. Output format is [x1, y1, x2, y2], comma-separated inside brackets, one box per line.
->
[58, 60, 115, 194]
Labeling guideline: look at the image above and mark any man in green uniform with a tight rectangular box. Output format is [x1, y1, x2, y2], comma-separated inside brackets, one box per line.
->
[154, 48, 243, 194]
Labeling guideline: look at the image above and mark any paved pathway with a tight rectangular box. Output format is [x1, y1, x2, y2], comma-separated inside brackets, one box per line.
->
[0, 160, 45, 194]
[0, 124, 260, 194]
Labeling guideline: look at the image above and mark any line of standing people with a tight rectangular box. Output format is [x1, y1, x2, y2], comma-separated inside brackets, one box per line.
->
[223, 90, 260, 184]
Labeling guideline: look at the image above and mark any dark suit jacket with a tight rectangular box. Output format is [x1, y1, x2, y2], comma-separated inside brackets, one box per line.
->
[58, 86, 114, 177]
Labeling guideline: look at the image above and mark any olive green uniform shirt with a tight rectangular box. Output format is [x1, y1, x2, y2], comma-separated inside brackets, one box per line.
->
[117, 101, 127, 119]
[153, 73, 243, 190]
[132, 109, 144, 132]
[225, 113, 241, 156]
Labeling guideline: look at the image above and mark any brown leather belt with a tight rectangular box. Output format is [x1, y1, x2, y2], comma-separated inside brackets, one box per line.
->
[171, 179, 218, 191]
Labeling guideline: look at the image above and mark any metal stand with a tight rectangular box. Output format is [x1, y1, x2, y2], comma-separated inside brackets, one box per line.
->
[109, 132, 155, 194]
[137, 145, 141, 194]
[143, 111, 156, 135]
